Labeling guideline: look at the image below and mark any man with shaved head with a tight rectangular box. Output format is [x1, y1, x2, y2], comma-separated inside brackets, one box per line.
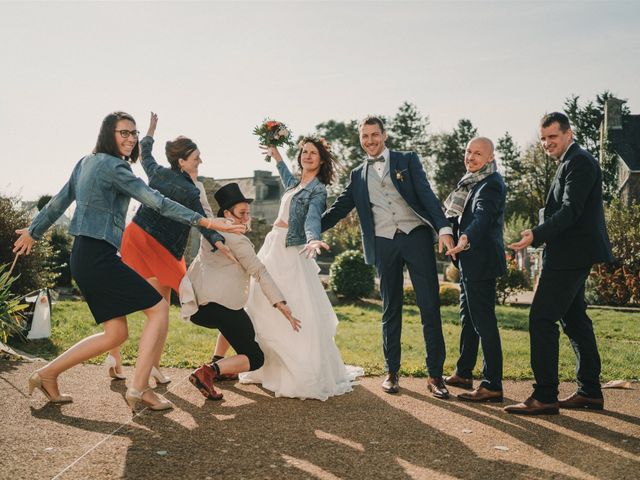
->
[442, 137, 507, 402]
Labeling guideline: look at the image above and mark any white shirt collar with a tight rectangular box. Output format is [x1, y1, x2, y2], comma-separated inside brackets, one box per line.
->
[559, 142, 575, 161]
[367, 147, 389, 162]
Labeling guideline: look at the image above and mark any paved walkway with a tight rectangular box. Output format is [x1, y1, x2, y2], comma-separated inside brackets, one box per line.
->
[1, 359, 638, 479]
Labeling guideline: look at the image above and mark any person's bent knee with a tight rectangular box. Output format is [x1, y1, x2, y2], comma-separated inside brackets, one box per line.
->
[248, 348, 264, 371]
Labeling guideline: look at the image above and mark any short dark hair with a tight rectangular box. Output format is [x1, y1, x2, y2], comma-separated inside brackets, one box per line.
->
[358, 115, 385, 133]
[165, 136, 198, 170]
[540, 112, 571, 132]
[296, 137, 337, 186]
[93, 111, 139, 162]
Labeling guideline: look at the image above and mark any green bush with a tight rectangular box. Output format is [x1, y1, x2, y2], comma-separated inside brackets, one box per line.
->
[439, 285, 460, 306]
[0, 197, 58, 295]
[329, 250, 375, 299]
[322, 211, 362, 256]
[589, 200, 640, 306]
[49, 227, 73, 287]
[496, 256, 530, 305]
[445, 264, 460, 283]
[0, 263, 28, 343]
[403, 285, 416, 305]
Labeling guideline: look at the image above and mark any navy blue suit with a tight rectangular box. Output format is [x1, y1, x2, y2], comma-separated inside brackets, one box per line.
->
[322, 151, 450, 376]
[450, 171, 506, 391]
[528, 143, 613, 403]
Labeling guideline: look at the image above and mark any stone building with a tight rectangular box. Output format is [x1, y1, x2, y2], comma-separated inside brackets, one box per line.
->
[600, 98, 640, 206]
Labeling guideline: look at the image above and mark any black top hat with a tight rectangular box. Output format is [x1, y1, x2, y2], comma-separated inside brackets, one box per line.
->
[214, 182, 254, 217]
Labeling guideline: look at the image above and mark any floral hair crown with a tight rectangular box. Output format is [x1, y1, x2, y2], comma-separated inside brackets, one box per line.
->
[298, 136, 331, 153]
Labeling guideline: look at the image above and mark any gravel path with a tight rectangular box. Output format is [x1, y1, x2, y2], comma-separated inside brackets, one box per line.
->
[1, 359, 638, 479]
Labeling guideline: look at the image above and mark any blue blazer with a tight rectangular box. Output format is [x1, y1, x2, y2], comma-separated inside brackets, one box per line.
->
[451, 171, 507, 282]
[321, 151, 449, 265]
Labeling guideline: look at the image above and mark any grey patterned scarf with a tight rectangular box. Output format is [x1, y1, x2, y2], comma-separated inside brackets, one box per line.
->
[443, 161, 497, 218]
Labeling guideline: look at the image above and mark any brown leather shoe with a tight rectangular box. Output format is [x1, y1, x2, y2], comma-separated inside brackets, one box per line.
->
[458, 386, 503, 403]
[559, 392, 604, 411]
[382, 373, 399, 394]
[444, 373, 473, 390]
[189, 364, 223, 400]
[427, 376, 450, 399]
[504, 396, 559, 415]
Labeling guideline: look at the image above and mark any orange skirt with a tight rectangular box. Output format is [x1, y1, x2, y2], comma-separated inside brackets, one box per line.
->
[120, 222, 186, 293]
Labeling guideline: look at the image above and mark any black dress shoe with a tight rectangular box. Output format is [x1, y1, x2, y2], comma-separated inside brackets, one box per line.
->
[444, 373, 473, 390]
[559, 392, 604, 411]
[504, 396, 559, 415]
[458, 387, 503, 403]
[427, 376, 450, 399]
[382, 373, 399, 394]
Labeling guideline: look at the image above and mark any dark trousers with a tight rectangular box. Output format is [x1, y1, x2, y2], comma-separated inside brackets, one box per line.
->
[374, 227, 445, 377]
[190, 302, 264, 371]
[530, 266, 602, 403]
[455, 277, 503, 391]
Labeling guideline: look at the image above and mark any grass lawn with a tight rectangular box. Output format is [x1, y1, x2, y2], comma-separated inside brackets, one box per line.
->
[12, 299, 640, 381]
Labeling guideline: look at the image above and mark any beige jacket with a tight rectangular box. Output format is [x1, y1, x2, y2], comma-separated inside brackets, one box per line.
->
[179, 183, 284, 318]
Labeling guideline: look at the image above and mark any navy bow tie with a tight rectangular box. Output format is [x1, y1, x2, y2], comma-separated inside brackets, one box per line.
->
[367, 156, 384, 165]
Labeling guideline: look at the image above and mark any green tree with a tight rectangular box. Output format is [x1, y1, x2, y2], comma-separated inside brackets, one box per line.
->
[37, 195, 52, 211]
[431, 119, 477, 200]
[496, 132, 528, 219]
[563, 91, 630, 204]
[519, 142, 557, 226]
[387, 102, 431, 174]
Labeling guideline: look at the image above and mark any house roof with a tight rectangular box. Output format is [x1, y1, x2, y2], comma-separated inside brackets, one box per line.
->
[609, 115, 640, 171]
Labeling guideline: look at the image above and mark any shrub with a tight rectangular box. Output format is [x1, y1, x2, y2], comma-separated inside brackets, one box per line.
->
[496, 256, 530, 305]
[329, 250, 375, 299]
[0, 197, 58, 295]
[445, 264, 460, 283]
[403, 285, 416, 305]
[439, 285, 460, 306]
[49, 227, 73, 287]
[322, 211, 362, 256]
[588, 200, 640, 306]
[0, 263, 28, 343]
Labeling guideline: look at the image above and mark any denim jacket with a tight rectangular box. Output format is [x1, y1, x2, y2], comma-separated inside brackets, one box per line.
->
[132, 136, 223, 259]
[29, 153, 204, 250]
[276, 161, 326, 246]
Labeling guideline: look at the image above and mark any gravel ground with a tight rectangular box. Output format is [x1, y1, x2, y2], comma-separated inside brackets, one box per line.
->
[1, 358, 638, 480]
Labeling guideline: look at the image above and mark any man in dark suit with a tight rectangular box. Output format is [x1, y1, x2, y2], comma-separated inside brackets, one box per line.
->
[443, 137, 507, 402]
[506, 112, 614, 415]
[321, 116, 455, 398]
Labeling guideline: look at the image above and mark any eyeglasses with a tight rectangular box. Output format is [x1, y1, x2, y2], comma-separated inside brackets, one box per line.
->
[115, 129, 140, 138]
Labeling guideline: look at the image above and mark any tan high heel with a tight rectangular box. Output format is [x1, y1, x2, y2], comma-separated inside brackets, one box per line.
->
[105, 354, 126, 380]
[28, 371, 73, 404]
[150, 366, 171, 385]
[125, 387, 173, 412]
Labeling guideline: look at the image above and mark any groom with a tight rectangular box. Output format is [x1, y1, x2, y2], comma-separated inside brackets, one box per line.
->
[322, 116, 455, 398]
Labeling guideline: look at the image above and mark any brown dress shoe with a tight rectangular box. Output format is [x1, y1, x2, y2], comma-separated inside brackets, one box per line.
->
[427, 376, 450, 399]
[189, 364, 223, 400]
[444, 373, 473, 390]
[559, 392, 604, 411]
[382, 373, 399, 394]
[504, 396, 559, 415]
[458, 386, 503, 403]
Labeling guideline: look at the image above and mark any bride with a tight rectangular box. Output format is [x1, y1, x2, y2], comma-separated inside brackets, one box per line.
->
[240, 138, 363, 400]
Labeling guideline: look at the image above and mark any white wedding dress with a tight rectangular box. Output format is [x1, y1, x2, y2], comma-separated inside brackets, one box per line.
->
[240, 191, 363, 400]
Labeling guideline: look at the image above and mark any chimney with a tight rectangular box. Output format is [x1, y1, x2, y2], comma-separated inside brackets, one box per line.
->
[605, 97, 624, 131]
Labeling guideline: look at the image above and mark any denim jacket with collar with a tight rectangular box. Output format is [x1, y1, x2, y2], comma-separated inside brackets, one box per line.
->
[132, 136, 223, 259]
[276, 161, 326, 247]
[29, 152, 204, 250]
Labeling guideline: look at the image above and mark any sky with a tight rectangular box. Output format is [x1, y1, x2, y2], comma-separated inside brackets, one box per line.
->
[1, 0, 639, 201]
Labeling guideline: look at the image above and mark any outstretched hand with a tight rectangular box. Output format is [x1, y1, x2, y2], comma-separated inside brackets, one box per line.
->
[214, 240, 238, 264]
[300, 240, 330, 259]
[146, 111, 158, 137]
[13, 228, 35, 255]
[275, 302, 301, 332]
[509, 229, 534, 251]
[445, 234, 469, 260]
[259, 145, 283, 162]
[205, 217, 247, 235]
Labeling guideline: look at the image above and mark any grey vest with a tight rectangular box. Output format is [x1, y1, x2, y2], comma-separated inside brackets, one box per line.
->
[367, 165, 425, 239]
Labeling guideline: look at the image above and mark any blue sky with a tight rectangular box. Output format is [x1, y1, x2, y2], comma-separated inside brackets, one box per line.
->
[2, 0, 639, 200]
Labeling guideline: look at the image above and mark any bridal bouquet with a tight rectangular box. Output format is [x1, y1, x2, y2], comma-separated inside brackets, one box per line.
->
[253, 119, 292, 162]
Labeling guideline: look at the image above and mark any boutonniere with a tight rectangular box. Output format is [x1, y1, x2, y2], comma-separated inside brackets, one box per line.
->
[395, 169, 407, 182]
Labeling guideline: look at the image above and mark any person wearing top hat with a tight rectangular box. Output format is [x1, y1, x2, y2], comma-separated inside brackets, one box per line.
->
[182, 182, 301, 401]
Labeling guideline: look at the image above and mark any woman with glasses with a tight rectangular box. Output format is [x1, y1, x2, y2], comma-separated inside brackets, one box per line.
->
[105, 112, 237, 385]
[238, 139, 363, 400]
[14, 111, 245, 412]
